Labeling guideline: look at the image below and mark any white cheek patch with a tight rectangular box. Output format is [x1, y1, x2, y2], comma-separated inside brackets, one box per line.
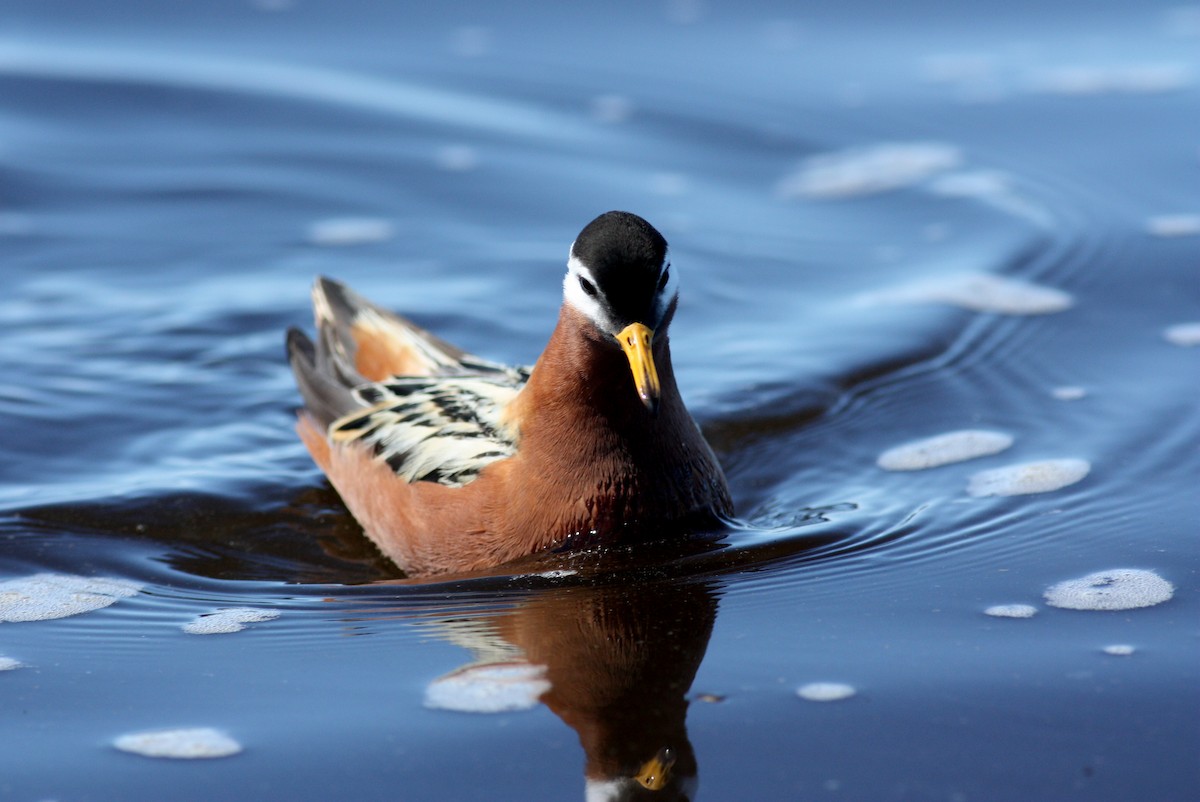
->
[563, 247, 678, 331]
[654, 249, 678, 324]
[564, 250, 615, 332]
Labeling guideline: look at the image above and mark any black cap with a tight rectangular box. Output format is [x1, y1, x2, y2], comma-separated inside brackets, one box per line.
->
[572, 211, 669, 327]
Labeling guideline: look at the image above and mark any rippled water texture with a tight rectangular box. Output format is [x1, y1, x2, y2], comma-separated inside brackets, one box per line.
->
[2, 2, 1198, 800]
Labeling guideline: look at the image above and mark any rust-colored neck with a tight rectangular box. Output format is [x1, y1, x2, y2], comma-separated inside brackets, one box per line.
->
[503, 305, 730, 544]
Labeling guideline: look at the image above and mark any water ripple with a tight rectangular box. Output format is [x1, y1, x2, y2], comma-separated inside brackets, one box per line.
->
[0, 41, 601, 143]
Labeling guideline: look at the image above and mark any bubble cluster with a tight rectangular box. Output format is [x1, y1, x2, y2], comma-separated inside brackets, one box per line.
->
[1051, 386, 1087, 401]
[1028, 64, 1193, 95]
[113, 728, 242, 759]
[424, 662, 550, 713]
[861, 273, 1073, 315]
[967, 458, 1090, 497]
[1146, 214, 1200, 237]
[877, 430, 1013, 471]
[777, 142, 961, 199]
[182, 608, 280, 635]
[1163, 322, 1200, 346]
[0, 573, 142, 622]
[984, 604, 1037, 619]
[1044, 569, 1174, 611]
[928, 169, 1011, 198]
[928, 170, 1052, 225]
[306, 217, 394, 246]
[1103, 644, 1136, 656]
[796, 682, 857, 702]
[0, 656, 24, 671]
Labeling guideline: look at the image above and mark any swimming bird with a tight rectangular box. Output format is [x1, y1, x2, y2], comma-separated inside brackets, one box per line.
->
[286, 211, 731, 575]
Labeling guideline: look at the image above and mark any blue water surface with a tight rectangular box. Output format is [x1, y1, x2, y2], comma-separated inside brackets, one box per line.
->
[1, 1, 1198, 800]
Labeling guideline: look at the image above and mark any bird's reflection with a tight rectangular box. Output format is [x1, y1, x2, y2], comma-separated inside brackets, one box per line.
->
[423, 577, 719, 801]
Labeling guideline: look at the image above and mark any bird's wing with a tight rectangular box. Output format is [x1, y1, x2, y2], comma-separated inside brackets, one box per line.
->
[328, 370, 530, 488]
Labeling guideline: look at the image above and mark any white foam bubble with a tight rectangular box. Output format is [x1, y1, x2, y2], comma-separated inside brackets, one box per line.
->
[1029, 64, 1193, 95]
[967, 458, 1090, 497]
[113, 727, 242, 759]
[928, 169, 1011, 198]
[182, 608, 280, 635]
[859, 273, 1072, 315]
[1103, 644, 1136, 656]
[777, 142, 961, 199]
[1045, 569, 1174, 611]
[0, 573, 142, 622]
[877, 430, 1014, 471]
[306, 217, 394, 246]
[984, 604, 1038, 619]
[796, 682, 857, 702]
[1163, 322, 1200, 346]
[1051, 386, 1087, 401]
[928, 170, 1052, 225]
[0, 656, 24, 670]
[424, 662, 550, 713]
[1146, 213, 1200, 237]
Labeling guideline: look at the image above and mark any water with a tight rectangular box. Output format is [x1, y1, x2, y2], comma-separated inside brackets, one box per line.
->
[2, 1, 1198, 799]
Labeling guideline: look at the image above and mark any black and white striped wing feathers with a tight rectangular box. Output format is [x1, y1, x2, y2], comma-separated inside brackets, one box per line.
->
[329, 370, 530, 487]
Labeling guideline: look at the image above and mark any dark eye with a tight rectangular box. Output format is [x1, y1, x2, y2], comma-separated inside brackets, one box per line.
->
[657, 266, 670, 291]
[579, 276, 598, 297]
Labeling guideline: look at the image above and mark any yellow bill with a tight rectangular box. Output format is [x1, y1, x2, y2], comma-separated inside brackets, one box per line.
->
[616, 322, 660, 413]
[634, 747, 676, 791]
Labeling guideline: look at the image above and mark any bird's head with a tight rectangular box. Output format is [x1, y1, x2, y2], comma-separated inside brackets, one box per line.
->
[563, 211, 677, 415]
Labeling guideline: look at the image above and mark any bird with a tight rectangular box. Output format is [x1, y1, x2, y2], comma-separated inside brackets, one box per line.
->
[286, 210, 732, 576]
